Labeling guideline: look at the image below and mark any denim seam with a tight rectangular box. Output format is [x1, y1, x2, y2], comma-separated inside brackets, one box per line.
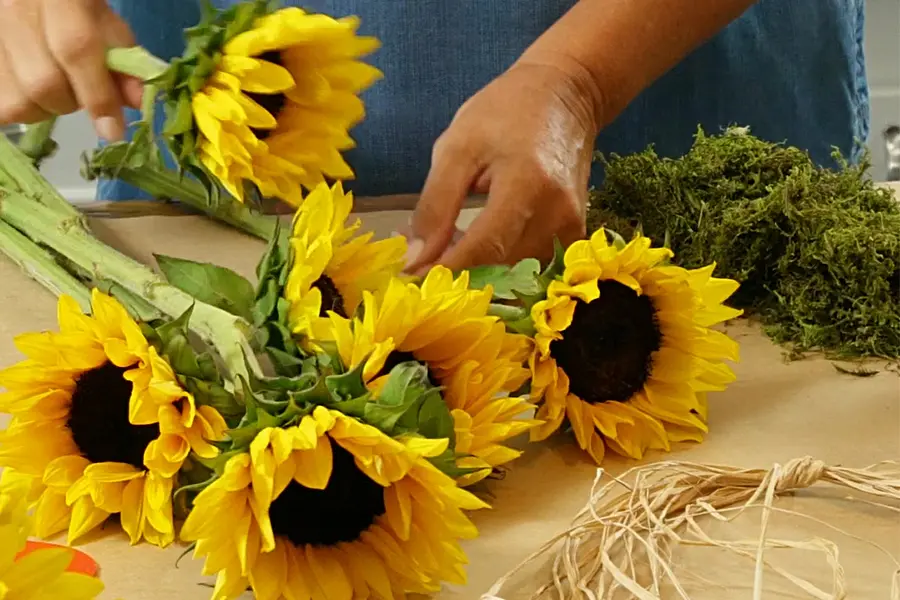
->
[851, 0, 871, 164]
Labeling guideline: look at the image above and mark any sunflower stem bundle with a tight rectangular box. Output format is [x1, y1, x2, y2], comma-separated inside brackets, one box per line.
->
[0, 220, 92, 311]
[81, 141, 280, 241]
[0, 135, 259, 383]
[0, 131, 83, 222]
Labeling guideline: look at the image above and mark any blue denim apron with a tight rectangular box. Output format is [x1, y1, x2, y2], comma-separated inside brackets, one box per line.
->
[101, 0, 869, 200]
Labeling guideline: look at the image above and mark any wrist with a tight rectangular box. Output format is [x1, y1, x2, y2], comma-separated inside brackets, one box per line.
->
[512, 50, 608, 136]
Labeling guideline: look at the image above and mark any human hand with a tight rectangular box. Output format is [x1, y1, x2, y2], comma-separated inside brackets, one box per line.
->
[404, 57, 602, 274]
[0, 0, 143, 141]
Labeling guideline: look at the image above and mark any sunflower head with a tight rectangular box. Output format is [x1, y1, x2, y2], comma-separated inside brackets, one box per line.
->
[150, 0, 381, 206]
[310, 266, 542, 486]
[250, 181, 406, 375]
[500, 229, 743, 465]
[0, 290, 230, 547]
[180, 406, 488, 599]
[0, 477, 105, 599]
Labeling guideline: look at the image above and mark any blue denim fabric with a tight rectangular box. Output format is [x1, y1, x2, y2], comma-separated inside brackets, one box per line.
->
[100, 0, 869, 201]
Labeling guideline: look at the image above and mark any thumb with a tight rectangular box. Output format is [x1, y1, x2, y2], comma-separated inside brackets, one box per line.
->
[405, 139, 480, 273]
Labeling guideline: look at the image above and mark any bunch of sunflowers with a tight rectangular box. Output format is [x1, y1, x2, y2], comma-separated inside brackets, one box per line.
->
[0, 1, 743, 599]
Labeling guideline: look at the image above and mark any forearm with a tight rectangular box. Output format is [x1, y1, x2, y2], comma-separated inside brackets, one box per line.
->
[520, 0, 758, 130]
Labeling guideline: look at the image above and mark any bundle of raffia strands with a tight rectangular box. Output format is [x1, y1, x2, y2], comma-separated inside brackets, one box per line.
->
[482, 456, 900, 600]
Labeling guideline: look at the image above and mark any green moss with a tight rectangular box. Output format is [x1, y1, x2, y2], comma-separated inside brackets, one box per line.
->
[587, 126, 900, 359]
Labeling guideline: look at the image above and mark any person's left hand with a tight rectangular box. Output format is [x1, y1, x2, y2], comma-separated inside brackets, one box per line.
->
[403, 57, 602, 274]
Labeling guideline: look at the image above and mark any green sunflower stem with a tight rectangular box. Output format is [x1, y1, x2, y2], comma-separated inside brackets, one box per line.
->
[488, 303, 537, 337]
[0, 190, 262, 385]
[0, 220, 92, 312]
[105, 46, 170, 81]
[0, 132, 83, 222]
[82, 143, 280, 242]
[17, 117, 59, 167]
[488, 303, 528, 322]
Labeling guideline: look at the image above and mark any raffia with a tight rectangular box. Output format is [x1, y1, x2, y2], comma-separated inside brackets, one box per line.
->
[482, 456, 900, 600]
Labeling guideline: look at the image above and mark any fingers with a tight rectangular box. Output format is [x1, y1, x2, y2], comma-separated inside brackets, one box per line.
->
[43, 0, 131, 140]
[405, 133, 482, 272]
[0, 46, 48, 123]
[0, 0, 137, 140]
[0, 1, 78, 118]
[100, 8, 143, 109]
[426, 167, 587, 273]
[426, 167, 533, 273]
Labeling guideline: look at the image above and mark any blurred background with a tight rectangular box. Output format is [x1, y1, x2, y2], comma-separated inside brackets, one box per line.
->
[3, 0, 899, 203]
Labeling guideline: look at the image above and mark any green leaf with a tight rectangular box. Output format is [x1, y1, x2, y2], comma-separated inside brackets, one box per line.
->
[163, 92, 194, 137]
[156, 254, 256, 320]
[538, 237, 567, 286]
[183, 376, 243, 421]
[364, 397, 423, 433]
[325, 359, 369, 401]
[226, 424, 260, 448]
[156, 304, 193, 341]
[416, 394, 456, 444]
[606, 228, 628, 250]
[465, 258, 542, 301]
[252, 280, 280, 326]
[255, 219, 284, 281]
[275, 297, 292, 325]
[162, 334, 202, 379]
[427, 448, 484, 479]
[266, 345, 305, 377]
[288, 374, 333, 408]
[236, 375, 258, 424]
[379, 362, 430, 406]
[196, 352, 220, 382]
[330, 396, 369, 419]
[254, 372, 318, 393]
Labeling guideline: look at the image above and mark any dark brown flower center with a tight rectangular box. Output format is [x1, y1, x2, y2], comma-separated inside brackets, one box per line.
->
[549, 280, 662, 404]
[313, 274, 347, 318]
[67, 362, 160, 469]
[246, 50, 287, 140]
[269, 443, 386, 546]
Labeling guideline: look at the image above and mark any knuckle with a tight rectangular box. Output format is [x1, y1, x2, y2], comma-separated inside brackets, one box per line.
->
[472, 235, 507, 264]
[432, 131, 466, 161]
[50, 29, 100, 65]
[82, 92, 118, 117]
[22, 69, 66, 102]
[0, 96, 28, 122]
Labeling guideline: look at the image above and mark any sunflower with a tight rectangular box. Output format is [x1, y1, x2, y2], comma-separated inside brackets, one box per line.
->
[0, 289, 227, 546]
[528, 229, 743, 464]
[0, 475, 105, 599]
[314, 266, 540, 485]
[284, 180, 407, 338]
[180, 406, 488, 599]
[189, 6, 382, 205]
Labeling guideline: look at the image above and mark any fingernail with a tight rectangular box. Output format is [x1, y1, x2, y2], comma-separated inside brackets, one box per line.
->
[95, 116, 123, 142]
[404, 237, 424, 268]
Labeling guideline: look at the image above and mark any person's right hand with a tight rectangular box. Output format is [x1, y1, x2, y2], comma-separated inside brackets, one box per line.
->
[0, 0, 143, 141]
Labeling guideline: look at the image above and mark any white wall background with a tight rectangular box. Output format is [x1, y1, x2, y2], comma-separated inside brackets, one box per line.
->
[39, 0, 900, 202]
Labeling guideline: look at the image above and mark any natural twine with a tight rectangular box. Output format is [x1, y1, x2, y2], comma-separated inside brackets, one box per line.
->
[482, 456, 900, 600]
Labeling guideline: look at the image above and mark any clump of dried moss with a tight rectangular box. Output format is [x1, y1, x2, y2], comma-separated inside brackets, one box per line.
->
[587, 126, 900, 359]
